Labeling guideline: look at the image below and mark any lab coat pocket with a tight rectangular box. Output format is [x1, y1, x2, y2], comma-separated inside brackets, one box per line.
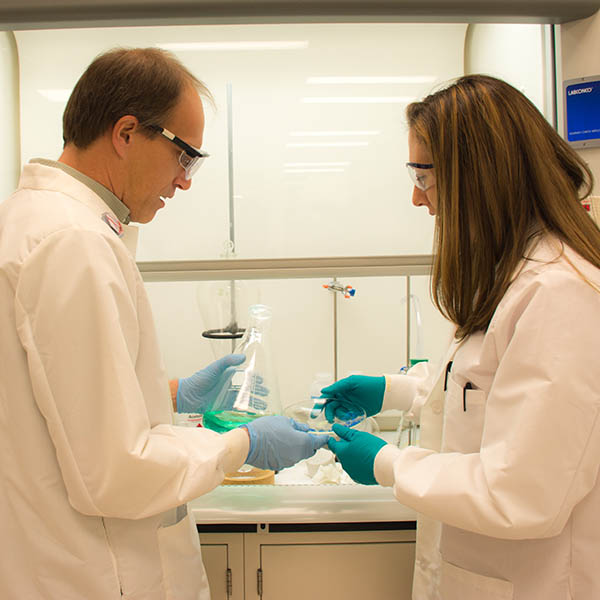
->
[157, 510, 209, 600]
[441, 379, 486, 453]
[441, 560, 514, 600]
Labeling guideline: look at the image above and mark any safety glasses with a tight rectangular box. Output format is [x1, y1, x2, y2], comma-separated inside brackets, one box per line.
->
[150, 125, 210, 180]
[406, 161, 435, 191]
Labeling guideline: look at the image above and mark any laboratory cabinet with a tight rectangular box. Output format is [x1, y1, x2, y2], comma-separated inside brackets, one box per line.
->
[200, 533, 245, 600]
[198, 527, 416, 600]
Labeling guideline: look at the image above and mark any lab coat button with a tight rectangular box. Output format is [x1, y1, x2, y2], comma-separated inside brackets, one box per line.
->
[432, 403, 442, 414]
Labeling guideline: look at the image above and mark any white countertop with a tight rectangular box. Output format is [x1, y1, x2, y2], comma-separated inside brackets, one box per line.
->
[190, 482, 416, 525]
[190, 443, 417, 525]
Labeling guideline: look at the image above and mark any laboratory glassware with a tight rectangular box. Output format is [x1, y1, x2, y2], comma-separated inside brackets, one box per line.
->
[283, 399, 366, 436]
[309, 372, 334, 404]
[203, 304, 281, 434]
[196, 240, 259, 358]
[197, 278, 247, 358]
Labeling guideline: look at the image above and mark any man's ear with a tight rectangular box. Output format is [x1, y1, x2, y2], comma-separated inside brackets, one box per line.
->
[112, 115, 140, 158]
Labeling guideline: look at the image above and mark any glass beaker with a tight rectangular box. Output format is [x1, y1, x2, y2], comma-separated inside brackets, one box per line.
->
[203, 304, 282, 434]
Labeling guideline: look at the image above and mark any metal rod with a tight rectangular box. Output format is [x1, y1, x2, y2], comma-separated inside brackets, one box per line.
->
[550, 24, 558, 132]
[406, 276, 411, 367]
[333, 277, 338, 380]
[226, 82, 237, 353]
[541, 24, 558, 130]
[226, 82, 235, 250]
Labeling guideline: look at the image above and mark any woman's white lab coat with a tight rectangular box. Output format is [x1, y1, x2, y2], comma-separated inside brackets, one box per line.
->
[0, 163, 247, 599]
[374, 236, 600, 600]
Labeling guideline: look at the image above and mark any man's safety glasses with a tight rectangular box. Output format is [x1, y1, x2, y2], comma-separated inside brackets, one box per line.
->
[406, 162, 435, 192]
[150, 125, 209, 180]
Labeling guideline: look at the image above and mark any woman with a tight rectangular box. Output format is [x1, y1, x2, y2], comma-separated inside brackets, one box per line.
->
[325, 74, 600, 600]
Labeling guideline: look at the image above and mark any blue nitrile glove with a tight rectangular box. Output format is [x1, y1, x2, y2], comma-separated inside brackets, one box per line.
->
[242, 416, 330, 471]
[177, 354, 262, 413]
[327, 424, 387, 485]
[320, 375, 386, 422]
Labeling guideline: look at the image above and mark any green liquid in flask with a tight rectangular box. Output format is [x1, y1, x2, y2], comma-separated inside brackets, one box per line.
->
[203, 410, 266, 434]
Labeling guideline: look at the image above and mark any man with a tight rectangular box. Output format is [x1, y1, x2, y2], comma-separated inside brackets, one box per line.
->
[0, 48, 326, 599]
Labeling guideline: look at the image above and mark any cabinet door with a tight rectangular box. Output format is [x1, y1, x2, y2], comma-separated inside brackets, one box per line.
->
[199, 533, 244, 600]
[245, 530, 415, 600]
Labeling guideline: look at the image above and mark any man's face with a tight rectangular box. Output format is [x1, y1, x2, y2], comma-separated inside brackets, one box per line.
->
[408, 128, 437, 216]
[123, 84, 206, 224]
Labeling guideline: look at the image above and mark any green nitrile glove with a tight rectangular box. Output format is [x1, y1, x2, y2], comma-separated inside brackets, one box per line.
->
[320, 375, 385, 422]
[327, 424, 387, 485]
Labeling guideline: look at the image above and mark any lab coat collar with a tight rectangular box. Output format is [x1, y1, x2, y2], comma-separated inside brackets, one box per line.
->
[30, 158, 131, 225]
[18, 161, 139, 258]
[511, 233, 563, 282]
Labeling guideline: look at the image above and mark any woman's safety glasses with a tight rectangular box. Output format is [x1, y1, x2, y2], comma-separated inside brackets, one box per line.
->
[150, 125, 209, 180]
[406, 162, 435, 191]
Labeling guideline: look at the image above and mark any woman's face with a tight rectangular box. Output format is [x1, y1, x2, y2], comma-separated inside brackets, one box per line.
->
[408, 128, 437, 216]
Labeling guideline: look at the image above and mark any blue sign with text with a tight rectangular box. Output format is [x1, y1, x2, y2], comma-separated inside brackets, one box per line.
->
[565, 79, 600, 143]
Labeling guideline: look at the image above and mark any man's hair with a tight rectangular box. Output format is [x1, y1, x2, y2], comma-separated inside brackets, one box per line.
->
[63, 47, 211, 148]
[406, 74, 599, 340]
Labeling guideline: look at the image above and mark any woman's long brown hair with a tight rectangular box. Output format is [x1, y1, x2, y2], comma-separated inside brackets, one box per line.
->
[407, 74, 599, 340]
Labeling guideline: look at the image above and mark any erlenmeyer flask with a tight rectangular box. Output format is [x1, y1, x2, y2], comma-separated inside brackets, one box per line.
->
[203, 304, 281, 433]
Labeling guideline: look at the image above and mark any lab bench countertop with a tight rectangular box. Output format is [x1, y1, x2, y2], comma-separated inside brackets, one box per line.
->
[189, 459, 417, 525]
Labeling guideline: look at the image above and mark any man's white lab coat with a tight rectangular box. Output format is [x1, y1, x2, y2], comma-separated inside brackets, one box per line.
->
[0, 163, 247, 599]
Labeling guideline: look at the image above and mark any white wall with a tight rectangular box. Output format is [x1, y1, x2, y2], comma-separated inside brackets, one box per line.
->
[559, 10, 600, 193]
[464, 24, 547, 118]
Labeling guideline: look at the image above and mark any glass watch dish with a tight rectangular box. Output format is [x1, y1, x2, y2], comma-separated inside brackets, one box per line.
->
[283, 399, 366, 436]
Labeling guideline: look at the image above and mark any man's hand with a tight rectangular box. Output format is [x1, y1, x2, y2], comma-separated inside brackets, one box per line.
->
[175, 354, 246, 413]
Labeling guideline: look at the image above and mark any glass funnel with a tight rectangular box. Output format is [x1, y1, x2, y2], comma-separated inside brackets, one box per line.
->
[203, 304, 281, 433]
